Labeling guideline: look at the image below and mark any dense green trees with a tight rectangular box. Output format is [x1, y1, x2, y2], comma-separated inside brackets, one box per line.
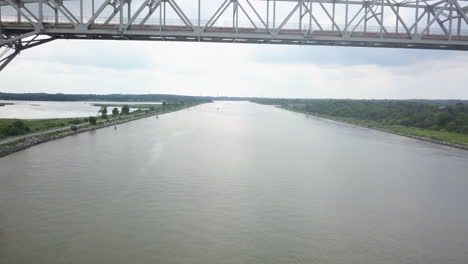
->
[88, 116, 97, 125]
[100, 106, 108, 119]
[279, 100, 468, 134]
[121, 105, 130, 115]
[112, 108, 119, 116]
[3, 120, 31, 136]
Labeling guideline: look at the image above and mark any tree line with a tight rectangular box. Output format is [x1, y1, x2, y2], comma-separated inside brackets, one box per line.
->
[0, 92, 212, 103]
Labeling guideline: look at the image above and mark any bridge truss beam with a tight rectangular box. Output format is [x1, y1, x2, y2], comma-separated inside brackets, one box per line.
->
[1, 0, 468, 71]
[0, 34, 54, 70]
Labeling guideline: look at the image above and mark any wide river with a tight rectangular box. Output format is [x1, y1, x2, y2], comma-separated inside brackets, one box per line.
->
[1, 102, 468, 264]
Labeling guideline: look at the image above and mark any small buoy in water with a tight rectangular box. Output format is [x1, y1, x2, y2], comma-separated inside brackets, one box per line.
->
[114, 126, 117, 130]
[156, 115, 159, 119]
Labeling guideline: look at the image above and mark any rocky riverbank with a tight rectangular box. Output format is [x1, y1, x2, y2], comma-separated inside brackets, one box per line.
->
[0, 106, 198, 158]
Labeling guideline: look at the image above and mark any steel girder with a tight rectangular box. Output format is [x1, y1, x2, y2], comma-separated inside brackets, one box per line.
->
[1, 0, 468, 71]
[0, 35, 54, 70]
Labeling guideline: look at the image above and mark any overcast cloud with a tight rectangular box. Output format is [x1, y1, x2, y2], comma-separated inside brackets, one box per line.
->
[1, 39, 468, 99]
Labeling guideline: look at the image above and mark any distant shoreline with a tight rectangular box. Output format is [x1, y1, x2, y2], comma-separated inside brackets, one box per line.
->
[278, 106, 468, 152]
[0, 92, 213, 103]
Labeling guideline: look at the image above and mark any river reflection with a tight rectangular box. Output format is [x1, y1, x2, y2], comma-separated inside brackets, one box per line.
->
[1, 102, 468, 264]
[0, 101, 161, 119]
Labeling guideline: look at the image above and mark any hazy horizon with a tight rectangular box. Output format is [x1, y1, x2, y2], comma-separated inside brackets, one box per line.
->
[2, 40, 468, 100]
[2, 91, 468, 101]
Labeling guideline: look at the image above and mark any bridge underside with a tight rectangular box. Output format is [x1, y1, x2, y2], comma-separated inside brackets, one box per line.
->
[2, 0, 468, 71]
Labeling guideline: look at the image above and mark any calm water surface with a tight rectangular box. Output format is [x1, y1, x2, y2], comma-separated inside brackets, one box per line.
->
[0, 101, 160, 119]
[1, 102, 468, 264]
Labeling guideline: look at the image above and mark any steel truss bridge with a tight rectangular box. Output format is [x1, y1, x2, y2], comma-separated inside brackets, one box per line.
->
[2, 0, 468, 71]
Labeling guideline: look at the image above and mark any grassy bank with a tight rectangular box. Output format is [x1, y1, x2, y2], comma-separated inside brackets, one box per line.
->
[0, 118, 85, 139]
[280, 105, 468, 147]
[335, 116, 468, 146]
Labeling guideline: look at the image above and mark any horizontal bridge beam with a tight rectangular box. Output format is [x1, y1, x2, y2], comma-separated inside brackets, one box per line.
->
[4, 23, 467, 48]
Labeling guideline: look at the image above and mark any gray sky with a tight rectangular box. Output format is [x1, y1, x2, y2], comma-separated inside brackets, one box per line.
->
[2, 39, 468, 99]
